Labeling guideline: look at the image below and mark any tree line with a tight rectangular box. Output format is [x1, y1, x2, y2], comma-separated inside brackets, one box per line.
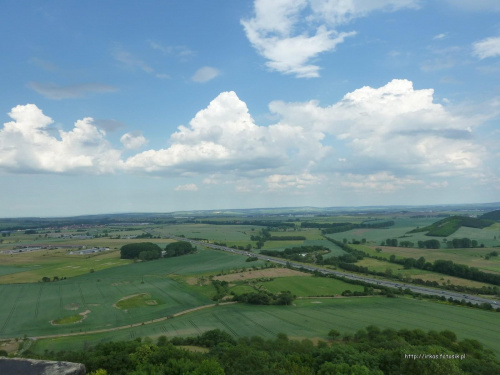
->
[301, 220, 395, 234]
[381, 237, 485, 249]
[260, 245, 329, 262]
[24, 326, 500, 374]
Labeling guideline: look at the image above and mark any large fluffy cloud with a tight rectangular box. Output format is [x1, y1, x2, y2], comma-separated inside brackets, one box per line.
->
[0, 104, 121, 173]
[0, 80, 492, 192]
[241, 0, 419, 77]
[269, 79, 483, 175]
[124, 91, 330, 174]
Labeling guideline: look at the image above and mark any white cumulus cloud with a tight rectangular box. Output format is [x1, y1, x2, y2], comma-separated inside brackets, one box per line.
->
[0, 104, 121, 173]
[1, 79, 492, 196]
[120, 132, 148, 150]
[124, 91, 330, 174]
[269, 79, 484, 175]
[241, 0, 419, 77]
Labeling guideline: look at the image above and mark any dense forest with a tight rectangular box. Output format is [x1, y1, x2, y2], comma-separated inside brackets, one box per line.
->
[409, 216, 493, 237]
[480, 210, 500, 221]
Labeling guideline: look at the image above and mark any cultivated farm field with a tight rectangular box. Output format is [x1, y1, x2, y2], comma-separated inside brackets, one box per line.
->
[28, 297, 500, 357]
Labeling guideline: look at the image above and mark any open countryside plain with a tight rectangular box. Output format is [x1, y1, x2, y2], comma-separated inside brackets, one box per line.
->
[1, 210, 500, 360]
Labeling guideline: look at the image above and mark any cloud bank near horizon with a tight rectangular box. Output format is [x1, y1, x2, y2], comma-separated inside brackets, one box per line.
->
[0, 79, 496, 192]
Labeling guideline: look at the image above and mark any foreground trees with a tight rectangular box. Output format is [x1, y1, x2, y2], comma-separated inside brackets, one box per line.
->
[28, 326, 500, 375]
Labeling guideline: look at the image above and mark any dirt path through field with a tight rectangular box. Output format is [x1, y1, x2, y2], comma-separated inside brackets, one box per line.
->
[22, 302, 237, 341]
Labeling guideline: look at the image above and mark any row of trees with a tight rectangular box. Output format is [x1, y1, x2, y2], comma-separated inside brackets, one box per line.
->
[233, 290, 295, 305]
[260, 245, 328, 263]
[301, 220, 395, 234]
[190, 219, 295, 229]
[383, 237, 485, 249]
[381, 238, 441, 249]
[372, 252, 500, 287]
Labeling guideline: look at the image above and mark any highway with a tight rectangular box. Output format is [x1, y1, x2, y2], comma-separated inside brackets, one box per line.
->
[166, 235, 499, 307]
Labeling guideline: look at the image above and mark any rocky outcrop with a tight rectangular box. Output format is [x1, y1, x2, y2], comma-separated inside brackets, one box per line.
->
[0, 357, 85, 375]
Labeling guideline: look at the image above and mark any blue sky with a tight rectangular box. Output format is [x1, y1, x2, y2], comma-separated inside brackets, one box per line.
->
[0, 0, 499, 217]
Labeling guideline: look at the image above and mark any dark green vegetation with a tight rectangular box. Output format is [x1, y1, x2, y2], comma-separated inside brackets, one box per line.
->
[164, 241, 196, 257]
[28, 326, 500, 375]
[409, 216, 494, 237]
[233, 290, 295, 305]
[120, 242, 162, 260]
[480, 209, 500, 220]
[261, 245, 329, 262]
[302, 220, 395, 234]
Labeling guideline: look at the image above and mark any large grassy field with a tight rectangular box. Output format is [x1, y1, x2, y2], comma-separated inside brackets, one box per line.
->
[354, 258, 496, 288]
[151, 224, 259, 243]
[262, 276, 364, 296]
[0, 249, 132, 284]
[0, 247, 265, 339]
[28, 297, 500, 357]
[353, 244, 500, 275]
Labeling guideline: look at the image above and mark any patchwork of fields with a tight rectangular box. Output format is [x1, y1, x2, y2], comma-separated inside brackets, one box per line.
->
[1, 213, 500, 360]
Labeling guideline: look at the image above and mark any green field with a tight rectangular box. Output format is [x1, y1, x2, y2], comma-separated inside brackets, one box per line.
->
[29, 297, 500, 357]
[354, 258, 496, 288]
[152, 224, 260, 243]
[354, 244, 500, 275]
[262, 276, 364, 296]
[0, 249, 133, 284]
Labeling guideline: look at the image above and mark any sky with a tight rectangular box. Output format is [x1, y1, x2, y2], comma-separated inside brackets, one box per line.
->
[0, 0, 499, 217]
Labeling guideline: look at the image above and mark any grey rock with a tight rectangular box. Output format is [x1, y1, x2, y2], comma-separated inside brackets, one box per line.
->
[0, 357, 86, 375]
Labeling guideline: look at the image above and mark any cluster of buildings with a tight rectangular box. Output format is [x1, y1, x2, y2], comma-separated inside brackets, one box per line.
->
[69, 247, 110, 255]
